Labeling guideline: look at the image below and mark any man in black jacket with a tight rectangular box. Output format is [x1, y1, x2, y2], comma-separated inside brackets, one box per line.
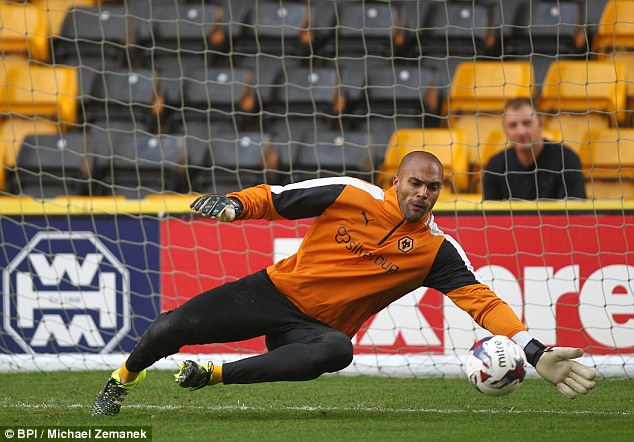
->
[483, 98, 586, 200]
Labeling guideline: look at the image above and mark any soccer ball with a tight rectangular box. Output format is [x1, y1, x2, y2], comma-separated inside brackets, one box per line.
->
[466, 335, 527, 397]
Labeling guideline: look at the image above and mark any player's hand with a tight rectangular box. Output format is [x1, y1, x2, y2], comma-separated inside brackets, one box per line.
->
[190, 195, 242, 222]
[535, 347, 597, 399]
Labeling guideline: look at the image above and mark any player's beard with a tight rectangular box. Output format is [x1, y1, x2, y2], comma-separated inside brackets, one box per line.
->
[403, 199, 430, 223]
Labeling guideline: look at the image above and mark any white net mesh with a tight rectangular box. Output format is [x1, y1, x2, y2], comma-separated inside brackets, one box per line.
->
[0, 0, 632, 377]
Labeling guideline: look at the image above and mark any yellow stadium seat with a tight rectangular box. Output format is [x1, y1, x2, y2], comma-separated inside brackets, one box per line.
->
[445, 61, 536, 174]
[0, 2, 50, 62]
[595, 52, 634, 116]
[0, 117, 62, 191]
[580, 127, 634, 199]
[543, 113, 608, 154]
[378, 128, 470, 194]
[592, 0, 634, 52]
[0, 57, 30, 94]
[0, 63, 78, 125]
[447, 114, 504, 165]
[448, 61, 536, 114]
[539, 60, 629, 124]
[31, 0, 98, 36]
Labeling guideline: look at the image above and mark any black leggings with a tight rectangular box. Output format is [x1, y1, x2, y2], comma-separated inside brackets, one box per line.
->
[126, 270, 354, 384]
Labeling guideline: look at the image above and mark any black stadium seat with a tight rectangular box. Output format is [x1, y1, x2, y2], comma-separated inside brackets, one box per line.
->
[234, 1, 312, 56]
[267, 65, 343, 116]
[291, 130, 374, 183]
[91, 131, 185, 198]
[135, 2, 223, 67]
[177, 66, 257, 130]
[363, 62, 438, 117]
[504, 0, 587, 56]
[322, 1, 406, 57]
[9, 133, 91, 198]
[83, 68, 163, 131]
[52, 6, 135, 69]
[185, 131, 274, 194]
[417, 2, 496, 57]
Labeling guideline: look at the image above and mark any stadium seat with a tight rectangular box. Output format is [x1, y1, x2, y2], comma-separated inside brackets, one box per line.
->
[83, 68, 163, 131]
[580, 127, 634, 199]
[233, 54, 303, 113]
[378, 128, 470, 194]
[447, 61, 536, 115]
[52, 5, 135, 69]
[595, 51, 634, 113]
[417, 2, 496, 57]
[178, 66, 257, 130]
[0, 2, 50, 62]
[362, 62, 439, 118]
[349, 114, 424, 168]
[414, 56, 464, 122]
[0, 63, 78, 126]
[0, 117, 61, 192]
[399, 0, 433, 43]
[322, 1, 406, 57]
[135, 2, 223, 67]
[488, 0, 526, 46]
[503, 0, 587, 56]
[446, 61, 535, 173]
[176, 118, 243, 152]
[91, 130, 186, 198]
[583, 0, 611, 41]
[185, 131, 275, 194]
[263, 114, 341, 153]
[31, 0, 98, 36]
[539, 60, 629, 126]
[152, 57, 207, 110]
[290, 130, 373, 183]
[203, 0, 253, 57]
[267, 65, 344, 116]
[592, 0, 634, 52]
[333, 57, 380, 109]
[233, 1, 313, 56]
[502, 54, 561, 97]
[8, 133, 91, 198]
[0, 56, 29, 90]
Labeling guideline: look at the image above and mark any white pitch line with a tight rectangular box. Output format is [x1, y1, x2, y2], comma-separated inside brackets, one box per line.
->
[1, 402, 630, 416]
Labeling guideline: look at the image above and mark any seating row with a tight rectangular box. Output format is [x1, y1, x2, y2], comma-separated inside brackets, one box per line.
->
[3, 122, 634, 199]
[0, 1, 616, 63]
[3, 128, 375, 198]
[379, 126, 634, 199]
[2, 56, 631, 130]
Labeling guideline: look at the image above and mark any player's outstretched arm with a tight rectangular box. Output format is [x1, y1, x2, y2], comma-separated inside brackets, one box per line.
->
[190, 194, 243, 222]
[524, 340, 597, 399]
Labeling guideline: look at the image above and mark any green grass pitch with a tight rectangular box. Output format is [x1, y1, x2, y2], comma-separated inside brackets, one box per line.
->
[0, 371, 632, 442]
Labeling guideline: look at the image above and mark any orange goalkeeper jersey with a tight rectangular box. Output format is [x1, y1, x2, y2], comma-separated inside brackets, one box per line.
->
[228, 177, 526, 339]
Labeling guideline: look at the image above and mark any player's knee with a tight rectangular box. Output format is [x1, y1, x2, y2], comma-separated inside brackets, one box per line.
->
[315, 332, 354, 373]
[145, 309, 195, 347]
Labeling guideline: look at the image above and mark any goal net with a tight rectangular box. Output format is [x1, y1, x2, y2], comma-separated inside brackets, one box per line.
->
[0, 0, 632, 378]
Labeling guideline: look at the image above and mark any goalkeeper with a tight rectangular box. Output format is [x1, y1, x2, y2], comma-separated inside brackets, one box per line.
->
[92, 151, 596, 416]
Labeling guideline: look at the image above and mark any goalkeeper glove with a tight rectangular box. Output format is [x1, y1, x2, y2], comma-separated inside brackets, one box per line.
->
[190, 195, 243, 222]
[524, 339, 597, 399]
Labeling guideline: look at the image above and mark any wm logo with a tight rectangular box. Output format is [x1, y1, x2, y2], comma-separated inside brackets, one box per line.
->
[2, 232, 130, 354]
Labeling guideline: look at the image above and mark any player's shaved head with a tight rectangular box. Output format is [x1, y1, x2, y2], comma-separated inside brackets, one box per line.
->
[396, 151, 443, 177]
[393, 151, 444, 223]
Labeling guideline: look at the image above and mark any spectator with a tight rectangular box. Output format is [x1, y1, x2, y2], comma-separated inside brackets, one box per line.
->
[483, 98, 586, 200]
